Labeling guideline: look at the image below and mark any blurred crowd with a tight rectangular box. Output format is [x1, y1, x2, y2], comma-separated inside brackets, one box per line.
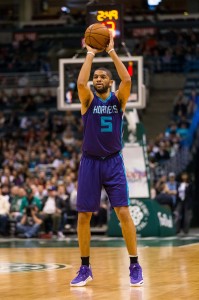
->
[1, 29, 199, 74]
[151, 171, 193, 235]
[147, 88, 198, 180]
[0, 37, 52, 73]
[145, 86, 197, 234]
[0, 97, 109, 238]
[133, 29, 199, 72]
[0, 84, 196, 237]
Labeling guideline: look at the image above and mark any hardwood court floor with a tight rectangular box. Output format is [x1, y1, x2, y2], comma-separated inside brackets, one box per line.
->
[0, 237, 199, 300]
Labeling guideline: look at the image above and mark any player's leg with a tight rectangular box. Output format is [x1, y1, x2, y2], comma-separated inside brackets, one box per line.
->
[70, 156, 101, 287]
[77, 212, 92, 258]
[103, 154, 143, 286]
[114, 206, 143, 286]
[114, 206, 137, 256]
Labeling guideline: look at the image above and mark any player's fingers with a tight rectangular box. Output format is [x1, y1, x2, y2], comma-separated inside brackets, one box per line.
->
[82, 38, 86, 48]
[109, 30, 113, 39]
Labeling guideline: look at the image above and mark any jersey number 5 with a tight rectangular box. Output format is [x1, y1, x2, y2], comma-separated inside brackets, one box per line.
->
[100, 116, 113, 132]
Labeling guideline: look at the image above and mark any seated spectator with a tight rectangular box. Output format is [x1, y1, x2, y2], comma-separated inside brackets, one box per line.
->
[57, 184, 72, 230]
[1, 184, 10, 202]
[34, 184, 48, 199]
[165, 121, 178, 137]
[0, 112, 6, 128]
[155, 175, 167, 194]
[173, 90, 188, 106]
[20, 187, 42, 214]
[70, 181, 77, 212]
[9, 186, 26, 236]
[41, 186, 65, 238]
[16, 205, 43, 238]
[155, 182, 174, 211]
[0, 187, 10, 236]
[177, 122, 189, 139]
[165, 172, 177, 208]
[9, 185, 23, 220]
[17, 74, 29, 87]
[155, 141, 170, 162]
[66, 181, 78, 228]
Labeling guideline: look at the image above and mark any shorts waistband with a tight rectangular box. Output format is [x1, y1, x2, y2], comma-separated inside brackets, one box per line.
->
[83, 151, 120, 160]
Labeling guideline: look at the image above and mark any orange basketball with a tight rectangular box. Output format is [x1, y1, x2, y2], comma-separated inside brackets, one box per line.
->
[84, 23, 110, 50]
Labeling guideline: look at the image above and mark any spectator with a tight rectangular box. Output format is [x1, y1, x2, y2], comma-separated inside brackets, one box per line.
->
[70, 181, 77, 212]
[173, 97, 187, 119]
[9, 185, 23, 220]
[20, 187, 42, 214]
[155, 141, 170, 162]
[57, 184, 71, 230]
[173, 90, 187, 106]
[0, 112, 6, 128]
[67, 181, 78, 228]
[174, 172, 193, 235]
[16, 205, 43, 238]
[41, 186, 65, 238]
[155, 182, 174, 211]
[34, 184, 48, 199]
[17, 74, 29, 87]
[0, 187, 10, 236]
[189, 90, 199, 107]
[177, 122, 189, 139]
[165, 172, 177, 208]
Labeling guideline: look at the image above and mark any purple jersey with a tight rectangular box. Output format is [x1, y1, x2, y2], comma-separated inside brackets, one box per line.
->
[82, 92, 123, 157]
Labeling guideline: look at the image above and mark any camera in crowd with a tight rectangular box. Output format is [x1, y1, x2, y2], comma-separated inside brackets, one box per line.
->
[26, 205, 36, 217]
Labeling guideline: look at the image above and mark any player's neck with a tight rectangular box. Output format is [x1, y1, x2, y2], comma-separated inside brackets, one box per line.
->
[96, 91, 111, 101]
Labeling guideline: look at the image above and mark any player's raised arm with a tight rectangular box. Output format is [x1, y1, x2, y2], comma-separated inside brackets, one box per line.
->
[77, 44, 100, 113]
[106, 32, 131, 111]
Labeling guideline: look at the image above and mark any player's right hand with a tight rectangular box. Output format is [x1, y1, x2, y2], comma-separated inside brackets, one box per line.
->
[83, 38, 104, 54]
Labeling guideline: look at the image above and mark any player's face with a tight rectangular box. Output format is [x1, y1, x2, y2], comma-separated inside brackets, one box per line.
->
[93, 70, 112, 94]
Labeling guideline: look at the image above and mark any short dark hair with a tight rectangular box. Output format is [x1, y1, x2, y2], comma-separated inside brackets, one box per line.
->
[94, 67, 113, 80]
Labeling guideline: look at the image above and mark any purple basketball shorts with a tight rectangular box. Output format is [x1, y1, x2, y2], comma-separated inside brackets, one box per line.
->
[76, 152, 130, 212]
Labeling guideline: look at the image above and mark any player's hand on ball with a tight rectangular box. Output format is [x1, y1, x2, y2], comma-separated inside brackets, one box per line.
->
[106, 31, 114, 54]
[83, 38, 104, 55]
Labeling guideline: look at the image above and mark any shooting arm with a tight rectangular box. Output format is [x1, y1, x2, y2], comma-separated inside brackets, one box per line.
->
[109, 51, 131, 109]
[77, 52, 94, 109]
[77, 44, 103, 114]
[106, 33, 131, 111]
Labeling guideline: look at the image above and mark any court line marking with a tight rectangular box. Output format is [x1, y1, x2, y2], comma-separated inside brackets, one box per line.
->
[0, 262, 72, 274]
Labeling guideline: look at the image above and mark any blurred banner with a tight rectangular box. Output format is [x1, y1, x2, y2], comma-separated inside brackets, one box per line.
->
[123, 145, 150, 198]
[107, 199, 175, 237]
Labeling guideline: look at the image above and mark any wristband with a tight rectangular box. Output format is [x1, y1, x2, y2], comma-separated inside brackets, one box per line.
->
[108, 48, 115, 54]
[87, 51, 95, 56]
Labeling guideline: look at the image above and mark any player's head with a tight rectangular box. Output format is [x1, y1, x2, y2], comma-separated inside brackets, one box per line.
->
[93, 67, 113, 94]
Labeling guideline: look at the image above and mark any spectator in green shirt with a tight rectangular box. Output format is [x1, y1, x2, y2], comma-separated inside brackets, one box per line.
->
[20, 187, 42, 214]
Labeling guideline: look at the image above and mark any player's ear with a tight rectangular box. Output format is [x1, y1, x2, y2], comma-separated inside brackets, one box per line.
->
[109, 80, 113, 87]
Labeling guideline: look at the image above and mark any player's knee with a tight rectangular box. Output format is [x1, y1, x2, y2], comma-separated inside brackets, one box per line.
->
[115, 206, 131, 223]
[78, 212, 92, 224]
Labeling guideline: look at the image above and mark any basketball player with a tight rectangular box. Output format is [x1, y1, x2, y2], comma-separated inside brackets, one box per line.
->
[70, 33, 143, 287]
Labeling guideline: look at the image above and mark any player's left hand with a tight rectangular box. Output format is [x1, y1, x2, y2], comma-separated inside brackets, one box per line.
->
[106, 31, 114, 53]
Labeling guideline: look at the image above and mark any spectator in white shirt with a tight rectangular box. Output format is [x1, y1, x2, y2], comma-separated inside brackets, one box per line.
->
[0, 187, 10, 236]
